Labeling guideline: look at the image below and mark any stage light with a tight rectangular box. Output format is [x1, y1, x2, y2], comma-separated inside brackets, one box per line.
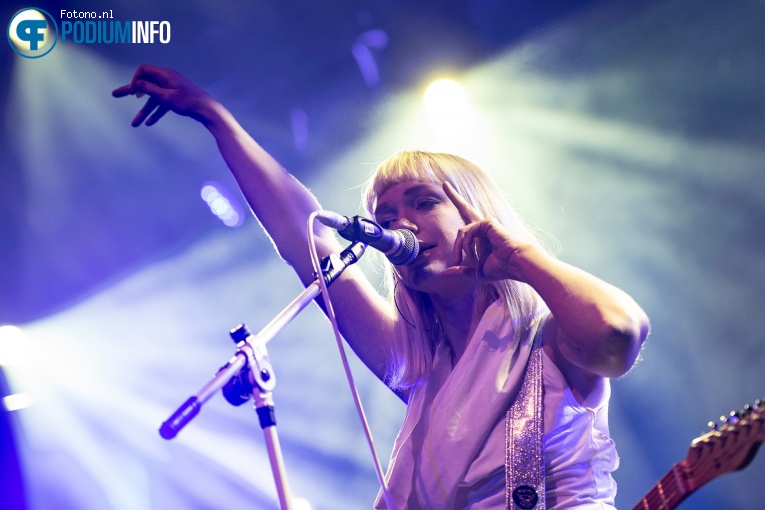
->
[201, 181, 244, 227]
[423, 78, 468, 115]
[0, 325, 32, 366]
[293, 497, 314, 510]
[418, 77, 490, 158]
[353, 29, 388, 88]
[2, 392, 34, 411]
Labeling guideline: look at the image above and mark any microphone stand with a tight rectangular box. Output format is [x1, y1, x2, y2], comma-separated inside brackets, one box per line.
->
[159, 242, 367, 510]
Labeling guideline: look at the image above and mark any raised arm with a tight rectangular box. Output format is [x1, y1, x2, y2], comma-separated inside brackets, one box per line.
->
[113, 65, 396, 382]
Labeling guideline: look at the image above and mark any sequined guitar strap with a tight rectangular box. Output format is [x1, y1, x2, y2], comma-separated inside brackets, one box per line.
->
[505, 332, 545, 510]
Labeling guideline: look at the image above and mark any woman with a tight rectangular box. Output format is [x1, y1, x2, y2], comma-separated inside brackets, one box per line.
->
[113, 65, 650, 509]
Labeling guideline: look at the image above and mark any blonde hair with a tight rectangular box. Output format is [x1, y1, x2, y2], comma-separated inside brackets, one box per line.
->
[361, 151, 546, 390]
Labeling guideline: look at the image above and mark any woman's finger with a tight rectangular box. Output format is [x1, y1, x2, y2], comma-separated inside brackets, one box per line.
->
[476, 237, 492, 267]
[134, 79, 169, 101]
[453, 222, 481, 264]
[455, 222, 488, 267]
[111, 84, 133, 98]
[145, 104, 171, 126]
[131, 96, 161, 127]
[453, 227, 466, 264]
[443, 182, 481, 224]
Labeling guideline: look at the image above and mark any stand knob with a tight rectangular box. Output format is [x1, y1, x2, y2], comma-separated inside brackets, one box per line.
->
[230, 324, 251, 343]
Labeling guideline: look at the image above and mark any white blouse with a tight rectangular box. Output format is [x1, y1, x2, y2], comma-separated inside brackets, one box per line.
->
[377, 302, 619, 509]
[455, 350, 619, 509]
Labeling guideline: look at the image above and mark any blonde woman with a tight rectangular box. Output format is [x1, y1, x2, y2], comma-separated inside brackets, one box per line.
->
[114, 65, 649, 509]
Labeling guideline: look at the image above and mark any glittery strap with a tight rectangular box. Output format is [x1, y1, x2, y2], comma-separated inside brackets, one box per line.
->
[505, 332, 545, 510]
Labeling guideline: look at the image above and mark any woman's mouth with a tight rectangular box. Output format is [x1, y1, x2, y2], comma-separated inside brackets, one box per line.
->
[414, 244, 434, 262]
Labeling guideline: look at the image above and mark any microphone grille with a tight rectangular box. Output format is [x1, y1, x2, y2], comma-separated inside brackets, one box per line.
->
[386, 229, 419, 265]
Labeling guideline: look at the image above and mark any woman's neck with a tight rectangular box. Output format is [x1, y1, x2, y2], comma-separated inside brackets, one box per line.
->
[430, 289, 490, 366]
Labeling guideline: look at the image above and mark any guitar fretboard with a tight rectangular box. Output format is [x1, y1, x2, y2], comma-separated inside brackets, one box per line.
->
[631, 463, 689, 510]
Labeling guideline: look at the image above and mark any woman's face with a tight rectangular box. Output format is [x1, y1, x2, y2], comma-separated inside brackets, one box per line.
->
[373, 179, 474, 298]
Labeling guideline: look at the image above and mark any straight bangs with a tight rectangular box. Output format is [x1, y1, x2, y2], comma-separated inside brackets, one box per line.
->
[363, 151, 511, 226]
[362, 151, 442, 217]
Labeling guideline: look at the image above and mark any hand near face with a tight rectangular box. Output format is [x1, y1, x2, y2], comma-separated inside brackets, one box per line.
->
[112, 64, 215, 127]
[441, 182, 536, 284]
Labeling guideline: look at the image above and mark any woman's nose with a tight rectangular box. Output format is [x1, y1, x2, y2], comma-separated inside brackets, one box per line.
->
[391, 217, 418, 233]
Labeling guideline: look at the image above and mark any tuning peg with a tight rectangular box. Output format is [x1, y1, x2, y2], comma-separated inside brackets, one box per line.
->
[719, 415, 728, 425]
[728, 411, 740, 423]
[708, 421, 718, 430]
[741, 404, 752, 417]
[754, 399, 763, 411]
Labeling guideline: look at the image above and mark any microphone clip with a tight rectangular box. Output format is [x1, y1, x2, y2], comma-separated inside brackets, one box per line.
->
[335, 215, 386, 245]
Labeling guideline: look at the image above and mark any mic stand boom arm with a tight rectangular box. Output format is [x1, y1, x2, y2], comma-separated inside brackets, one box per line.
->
[159, 242, 367, 510]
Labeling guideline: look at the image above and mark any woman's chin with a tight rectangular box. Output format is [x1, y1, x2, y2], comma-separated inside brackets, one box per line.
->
[402, 262, 473, 295]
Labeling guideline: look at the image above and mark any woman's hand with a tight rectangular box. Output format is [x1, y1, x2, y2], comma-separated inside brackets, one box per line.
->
[441, 181, 537, 283]
[112, 64, 215, 127]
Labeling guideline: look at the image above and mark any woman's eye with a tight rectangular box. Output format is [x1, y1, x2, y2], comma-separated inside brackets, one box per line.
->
[416, 199, 438, 210]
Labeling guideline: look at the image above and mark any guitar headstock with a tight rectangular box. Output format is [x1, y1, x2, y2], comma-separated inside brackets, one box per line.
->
[682, 399, 765, 491]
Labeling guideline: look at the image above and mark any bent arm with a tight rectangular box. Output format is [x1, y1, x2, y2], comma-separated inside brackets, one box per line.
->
[444, 182, 649, 380]
[516, 245, 650, 379]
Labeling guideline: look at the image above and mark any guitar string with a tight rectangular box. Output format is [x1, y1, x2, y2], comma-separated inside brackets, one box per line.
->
[638, 465, 685, 510]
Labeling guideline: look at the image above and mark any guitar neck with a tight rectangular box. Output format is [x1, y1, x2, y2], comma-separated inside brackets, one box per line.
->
[631, 462, 690, 510]
[632, 400, 764, 510]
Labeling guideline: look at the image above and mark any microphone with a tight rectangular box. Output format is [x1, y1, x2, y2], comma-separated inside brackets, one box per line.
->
[316, 211, 419, 265]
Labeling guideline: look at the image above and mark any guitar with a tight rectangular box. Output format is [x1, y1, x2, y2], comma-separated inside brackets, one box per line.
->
[631, 399, 764, 510]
